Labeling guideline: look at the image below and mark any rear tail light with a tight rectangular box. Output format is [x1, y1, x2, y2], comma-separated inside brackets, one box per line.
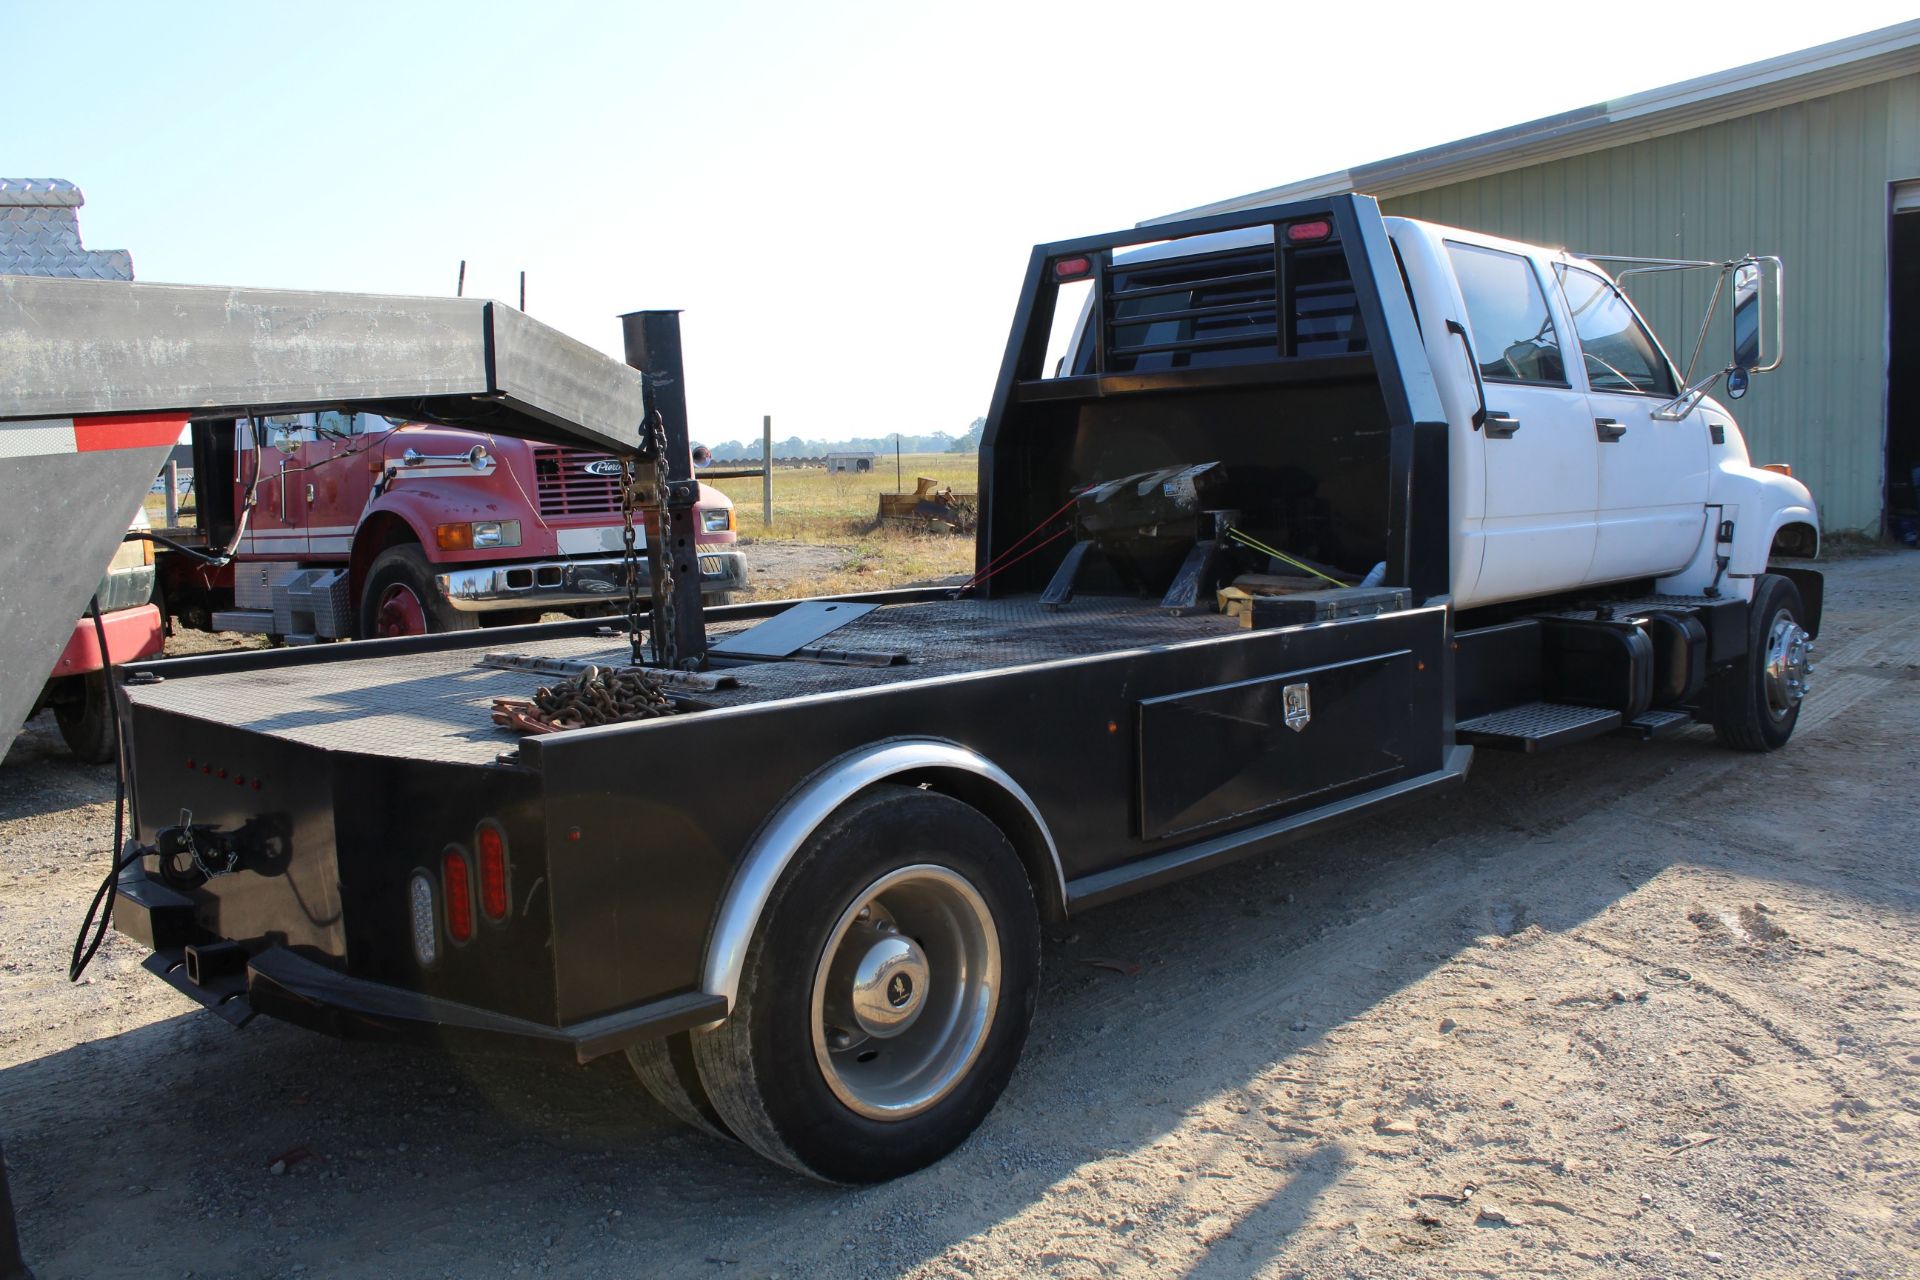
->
[1053, 256, 1092, 281]
[475, 822, 510, 923]
[442, 846, 475, 944]
[1286, 219, 1333, 244]
[409, 872, 438, 968]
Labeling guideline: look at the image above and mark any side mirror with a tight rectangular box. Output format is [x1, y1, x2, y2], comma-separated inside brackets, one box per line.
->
[1730, 261, 1763, 375]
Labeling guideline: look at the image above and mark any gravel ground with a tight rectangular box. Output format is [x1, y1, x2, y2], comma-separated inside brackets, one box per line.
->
[3, 552, 1918, 1279]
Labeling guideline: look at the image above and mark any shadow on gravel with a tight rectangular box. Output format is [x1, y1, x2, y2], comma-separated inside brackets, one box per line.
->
[0, 719, 115, 821]
[3, 724, 1893, 1278]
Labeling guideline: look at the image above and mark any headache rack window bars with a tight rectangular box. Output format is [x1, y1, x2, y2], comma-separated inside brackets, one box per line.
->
[1073, 239, 1368, 377]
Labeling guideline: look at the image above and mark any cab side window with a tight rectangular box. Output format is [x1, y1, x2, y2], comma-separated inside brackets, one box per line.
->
[1445, 242, 1566, 386]
[1554, 265, 1677, 397]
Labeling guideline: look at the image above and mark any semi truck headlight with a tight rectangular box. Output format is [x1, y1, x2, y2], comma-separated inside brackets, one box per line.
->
[702, 508, 733, 533]
[472, 520, 521, 548]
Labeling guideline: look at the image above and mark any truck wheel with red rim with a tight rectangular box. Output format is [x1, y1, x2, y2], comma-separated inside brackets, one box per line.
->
[359, 545, 477, 638]
[691, 785, 1041, 1182]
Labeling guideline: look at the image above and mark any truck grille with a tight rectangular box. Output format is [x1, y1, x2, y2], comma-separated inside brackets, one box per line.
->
[533, 448, 621, 519]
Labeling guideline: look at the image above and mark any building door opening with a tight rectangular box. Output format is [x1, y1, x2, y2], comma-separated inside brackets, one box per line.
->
[1890, 184, 1920, 544]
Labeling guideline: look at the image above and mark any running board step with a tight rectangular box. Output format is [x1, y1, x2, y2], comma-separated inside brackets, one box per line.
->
[1611, 708, 1695, 740]
[1457, 703, 1622, 753]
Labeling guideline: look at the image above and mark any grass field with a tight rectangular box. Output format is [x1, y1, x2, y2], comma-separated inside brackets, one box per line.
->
[707, 452, 979, 597]
[140, 453, 984, 602]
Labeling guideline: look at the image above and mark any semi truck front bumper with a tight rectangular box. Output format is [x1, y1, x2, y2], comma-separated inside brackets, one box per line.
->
[436, 551, 747, 612]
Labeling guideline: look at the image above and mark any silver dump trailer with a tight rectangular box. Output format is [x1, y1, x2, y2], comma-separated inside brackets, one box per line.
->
[0, 274, 656, 753]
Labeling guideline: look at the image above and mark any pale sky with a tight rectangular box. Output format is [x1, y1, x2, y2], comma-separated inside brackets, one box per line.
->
[8, 1, 1913, 446]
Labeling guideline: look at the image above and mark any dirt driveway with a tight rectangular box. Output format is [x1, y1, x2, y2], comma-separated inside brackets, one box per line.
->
[3, 553, 1918, 1279]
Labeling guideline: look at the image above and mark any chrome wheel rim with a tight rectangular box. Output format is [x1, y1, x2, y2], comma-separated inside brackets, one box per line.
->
[1761, 609, 1812, 721]
[809, 864, 1000, 1121]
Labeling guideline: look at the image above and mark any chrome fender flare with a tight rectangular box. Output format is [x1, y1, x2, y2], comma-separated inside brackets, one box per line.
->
[700, 739, 1064, 1018]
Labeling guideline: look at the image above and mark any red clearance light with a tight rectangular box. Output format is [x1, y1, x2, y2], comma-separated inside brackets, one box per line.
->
[442, 846, 475, 944]
[1286, 220, 1333, 244]
[1053, 256, 1092, 281]
[475, 822, 510, 923]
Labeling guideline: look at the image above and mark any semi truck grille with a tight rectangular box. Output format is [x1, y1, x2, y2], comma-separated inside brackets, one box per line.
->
[533, 448, 621, 518]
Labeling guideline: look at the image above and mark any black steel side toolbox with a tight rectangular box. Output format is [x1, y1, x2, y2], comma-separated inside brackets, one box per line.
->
[1252, 586, 1413, 626]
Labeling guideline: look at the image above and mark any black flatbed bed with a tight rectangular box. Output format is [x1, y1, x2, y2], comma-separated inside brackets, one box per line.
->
[130, 597, 1242, 765]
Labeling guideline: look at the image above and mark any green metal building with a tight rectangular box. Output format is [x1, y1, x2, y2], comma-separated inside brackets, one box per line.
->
[1169, 21, 1920, 538]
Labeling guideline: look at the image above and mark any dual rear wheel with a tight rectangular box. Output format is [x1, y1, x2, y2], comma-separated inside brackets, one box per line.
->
[627, 786, 1041, 1183]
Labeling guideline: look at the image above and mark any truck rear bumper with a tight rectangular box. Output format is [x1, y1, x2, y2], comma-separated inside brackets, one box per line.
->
[117, 872, 724, 1062]
[436, 551, 747, 612]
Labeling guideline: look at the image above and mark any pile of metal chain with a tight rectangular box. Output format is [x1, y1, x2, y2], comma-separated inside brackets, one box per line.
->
[491, 664, 680, 735]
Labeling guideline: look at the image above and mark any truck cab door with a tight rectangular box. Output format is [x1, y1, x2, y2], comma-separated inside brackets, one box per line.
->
[1554, 264, 1710, 584]
[1443, 240, 1598, 605]
[303, 411, 396, 559]
[237, 414, 314, 557]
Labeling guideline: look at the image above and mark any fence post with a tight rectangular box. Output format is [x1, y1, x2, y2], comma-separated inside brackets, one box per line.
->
[762, 415, 773, 527]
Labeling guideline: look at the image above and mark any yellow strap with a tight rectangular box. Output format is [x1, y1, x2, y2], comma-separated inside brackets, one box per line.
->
[1224, 528, 1348, 588]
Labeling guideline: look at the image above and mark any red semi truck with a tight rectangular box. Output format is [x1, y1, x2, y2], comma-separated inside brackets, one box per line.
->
[158, 412, 747, 641]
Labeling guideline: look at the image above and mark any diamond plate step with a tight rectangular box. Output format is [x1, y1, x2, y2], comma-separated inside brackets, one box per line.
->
[1457, 702, 1623, 753]
[1613, 708, 1695, 740]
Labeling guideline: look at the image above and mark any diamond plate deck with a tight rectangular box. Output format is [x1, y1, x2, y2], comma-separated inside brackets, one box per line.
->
[128, 599, 1244, 765]
[1457, 701, 1622, 752]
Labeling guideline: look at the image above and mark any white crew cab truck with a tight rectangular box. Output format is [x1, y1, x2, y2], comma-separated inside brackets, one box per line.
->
[6, 194, 1821, 1185]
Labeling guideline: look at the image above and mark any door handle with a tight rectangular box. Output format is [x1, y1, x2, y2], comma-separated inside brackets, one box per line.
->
[1483, 411, 1521, 439]
[1595, 417, 1627, 442]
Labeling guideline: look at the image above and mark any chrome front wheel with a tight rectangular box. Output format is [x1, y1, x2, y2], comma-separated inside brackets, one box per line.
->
[1761, 609, 1813, 722]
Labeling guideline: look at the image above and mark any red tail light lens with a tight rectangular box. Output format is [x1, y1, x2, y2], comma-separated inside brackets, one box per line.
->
[442, 846, 474, 944]
[476, 822, 510, 923]
[1286, 219, 1333, 244]
[1053, 256, 1092, 281]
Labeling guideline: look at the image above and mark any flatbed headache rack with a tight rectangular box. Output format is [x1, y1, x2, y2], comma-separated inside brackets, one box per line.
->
[978, 193, 1452, 608]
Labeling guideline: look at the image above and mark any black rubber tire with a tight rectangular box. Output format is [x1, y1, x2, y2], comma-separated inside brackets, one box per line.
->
[691, 785, 1041, 1183]
[1703, 573, 1805, 752]
[53, 671, 116, 764]
[627, 1032, 735, 1141]
[357, 544, 478, 638]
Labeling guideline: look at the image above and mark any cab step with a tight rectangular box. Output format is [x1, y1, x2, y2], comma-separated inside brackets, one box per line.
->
[1611, 708, 1695, 740]
[1456, 702, 1622, 753]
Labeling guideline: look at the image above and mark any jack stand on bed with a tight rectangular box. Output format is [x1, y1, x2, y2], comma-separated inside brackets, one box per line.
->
[1160, 509, 1241, 616]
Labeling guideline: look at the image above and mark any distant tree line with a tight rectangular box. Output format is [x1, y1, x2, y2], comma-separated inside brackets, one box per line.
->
[705, 417, 984, 461]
